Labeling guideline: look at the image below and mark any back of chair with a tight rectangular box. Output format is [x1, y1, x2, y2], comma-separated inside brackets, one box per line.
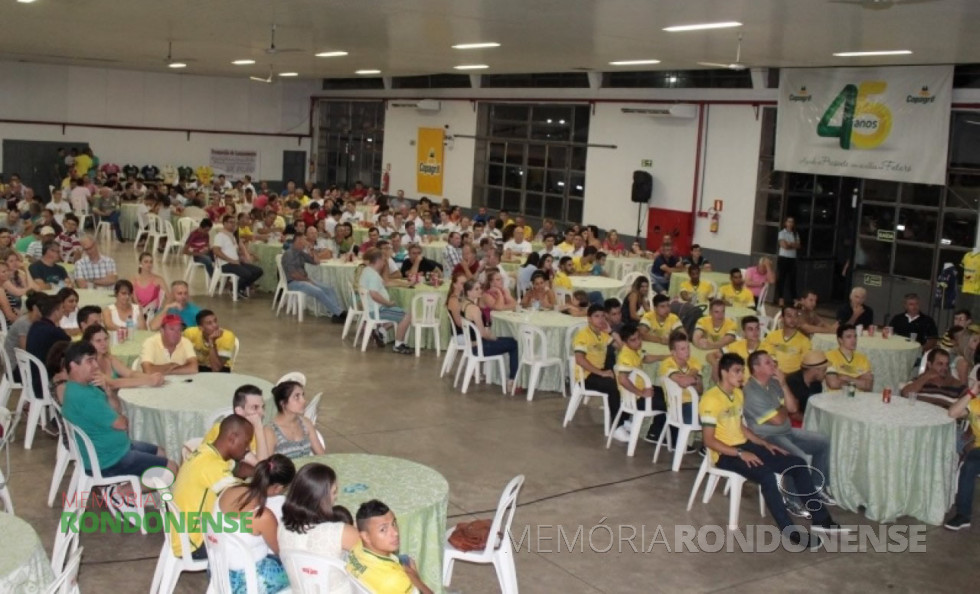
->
[45, 545, 83, 594]
[14, 348, 52, 403]
[478, 475, 525, 558]
[563, 322, 587, 358]
[770, 310, 783, 331]
[205, 527, 257, 594]
[619, 368, 655, 415]
[204, 407, 233, 434]
[518, 324, 547, 361]
[347, 283, 363, 314]
[411, 292, 440, 324]
[357, 288, 382, 321]
[756, 283, 770, 310]
[279, 548, 354, 594]
[160, 491, 200, 563]
[461, 319, 486, 357]
[161, 219, 177, 242]
[275, 254, 288, 289]
[177, 217, 196, 240]
[662, 375, 701, 428]
[622, 271, 643, 288]
[147, 213, 161, 234]
[304, 392, 322, 424]
[554, 288, 573, 306]
[918, 349, 934, 376]
[231, 337, 241, 367]
[0, 344, 19, 386]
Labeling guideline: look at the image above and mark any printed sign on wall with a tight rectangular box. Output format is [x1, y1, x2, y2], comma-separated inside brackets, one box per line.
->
[209, 149, 259, 178]
[416, 128, 445, 195]
[775, 65, 952, 185]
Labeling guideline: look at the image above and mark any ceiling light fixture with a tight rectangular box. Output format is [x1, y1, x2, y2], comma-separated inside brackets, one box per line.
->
[663, 21, 742, 32]
[833, 50, 913, 57]
[609, 59, 661, 66]
[355, 69, 381, 75]
[315, 51, 349, 57]
[279, 72, 298, 77]
[232, 59, 255, 65]
[454, 64, 489, 70]
[452, 42, 500, 50]
[17, 0, 38, 4]
[168, 62, 187, 69]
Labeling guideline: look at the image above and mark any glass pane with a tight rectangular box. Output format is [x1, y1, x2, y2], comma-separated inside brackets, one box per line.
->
[809, 227, 836, 257]
[525, 168, 545, 192]
[950, 111, 980, 169]
[567, 199, 584, 224]
[546, 170, 567, 194]
[503, 190, 522, 212]
[786, 196, 813, 227]
[488, 142, 506, 163]
[942, 210, 978, 248]
[862, 179, 899, 202]
[752, 225, 779, 254]
[487, 164, 503, 186]
[505, 143, 525, 165]
[947, 174, 980, 210]
[547, 146, 568, 169]
[762, 192, 782, 223]
[939, 248, 969, 272]
[893, 243, 934, 280]
[485, 187, 503, 209]
[491, 121, 528, 139]
[854, 237, 892, 273]
[860, 204, 896, 235]
[544, 195, 564, 220]
[527, 144, 546, 167]
[897, 208, 938, 244]
[532, 105, 573, 123]
[504, 166, 523, 189]
[530, 124, 571, 142]
[525, 193, 544, 217]
[572, 108, 590, 143]
[902, 184, 942, 206]
[812, 196, 836, 225]
[786, 173, 815, 193]
[571, 147, 587, 170]
[493, 104, 530, 121]
[569, 172, 585, 197]
[758, 161, 784, 191]
[814, 176, 840, 197]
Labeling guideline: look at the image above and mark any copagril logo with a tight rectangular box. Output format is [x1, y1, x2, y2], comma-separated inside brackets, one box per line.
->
[789, 85, 812, 102]
[906, 85, 935, 104]
[418, 149, 441, 176]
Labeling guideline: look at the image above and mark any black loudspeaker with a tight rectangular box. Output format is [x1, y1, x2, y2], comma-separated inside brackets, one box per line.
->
[631, 170, 653, 203]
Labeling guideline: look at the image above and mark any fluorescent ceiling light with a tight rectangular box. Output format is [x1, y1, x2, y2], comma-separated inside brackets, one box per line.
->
[279, 72, 298, 77]
[833, 50, 913, 57]
[664, 21, 742, 32]
[609, 59, 661, 66]
[355, 69, 381, 75]
[452, 42, 500, 50]
[168, 62, 187, 69]
[17, 0, 38, 4]
[232, 59, 255, 65]
[315, 51, 349, 57]
[454, 64, 489, 70]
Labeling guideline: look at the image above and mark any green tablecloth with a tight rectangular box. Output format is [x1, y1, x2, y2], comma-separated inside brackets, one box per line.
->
[803, 392, 956, 525]
[295, 453, 448, 594]
[0, 512, 55, 594]
[120, 372, 274, 457]
[251, 242, 284, 293]
[606, 256, 650, 280]
[810, 333, 920, 391]
[352, 227, 369, 244]
[44, 287, 115, 308]
[422, 242, 448, 266]
[356, 204, 376, 218]
[307, 261, 360, 309]
[569, 276, 624, 300]
[668, 271, 731, 298]
[111, 329, 156, 367]
[119, 202, 141, 240]
[491, 310, 586, 393]
[390, 284, 450, 351]
[499, 261, 522, 275]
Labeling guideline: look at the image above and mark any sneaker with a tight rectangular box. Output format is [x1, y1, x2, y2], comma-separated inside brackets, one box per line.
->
[642, 431, 660, 444]
[944, 515, 972, 531]
[789, 530, 823, 551]
[785, 498, 813, 520]
[611, 426, 631, 443]
[372, 329, 386, 347]
[812, 520, 850, 534]
[815, 490, 837, 507]
[392, 344, 413, 355]
[237, 290, 249, 300]
[330, 314, 345, 324]
[698, 446, 707, 457]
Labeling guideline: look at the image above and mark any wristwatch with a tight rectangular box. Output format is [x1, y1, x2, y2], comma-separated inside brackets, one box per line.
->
[735, 448, 744, 459]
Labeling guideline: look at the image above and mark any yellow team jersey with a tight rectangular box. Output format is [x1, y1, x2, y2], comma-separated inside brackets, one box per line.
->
[699, 386, 748, 463]
[553, 271, 573, 290]
[825, 349, 872, 379]
[616, 345, 648, 392]
[723, 339, 760, 380]
[679, 280, 715, 303]
[639, 311, 682, 340]
[659, 355, 702, 403]
[573, 326, 611, 381]
[183, 327, 237, 369]
[962, 252, 980, 295]
[761, 329, 812, 374]
[695, 317, 738, 343]
[719, 284, 755, 307]
[170, 444, 237, 556]
[968, 399, 980, 448]
[347, 543, 414, 594]
[571, 257, 593, 274]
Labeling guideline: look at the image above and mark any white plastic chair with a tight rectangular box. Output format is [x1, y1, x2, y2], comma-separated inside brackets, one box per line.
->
[411, 292, 443, 357]
[605, 368, 664, 456]
[554, 288, 574, 307]
[280, 548, 372, 594]
[149, 490, 208, 594]
[561, 322, 587, 392]
[0, 345, 22, 409]
[45, 543, 83, 594]
[95, 218, 114, 244]
[74, 205, 94, 235]
[155, 219, 182, 262]
[145, 213, 165, 249]
[47, 410, 73, 508]
[686, 452, 765, 530]
[357, 288, 396, 352]
[440, 326, 466, 379]
[176, 217, 196, 242]
[443, 474, 524, 594]
[756, 283, 771, 312]
[203, 526, 260, 594]
[208, 261, 240, 302]
[274, 254, 307, 322]
[621, 271, 644, 289]
[654, 375, 703, 471]
[341, 283, 364, 343]
[770, 310, 783, 332]
[304, 392, 323, 425]
[0, 408, 16, 513]
[457, 319, 507, 394]
[131, 356, 142, 371]
[14, 349, 58, 450]
[562, 356, 611, 436]
[513, 324, 563, 401]
[918, 349, 934, 376]
[618, 261, 638, 280]
[182, 254, 211, 294]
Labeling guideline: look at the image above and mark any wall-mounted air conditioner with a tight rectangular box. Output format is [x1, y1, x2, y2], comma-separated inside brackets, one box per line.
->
[621, 104, 697, 119]
[389, 99, 442, 113]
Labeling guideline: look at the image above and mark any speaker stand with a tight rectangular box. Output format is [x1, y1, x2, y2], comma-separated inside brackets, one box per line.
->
[635, 201, 645, 245]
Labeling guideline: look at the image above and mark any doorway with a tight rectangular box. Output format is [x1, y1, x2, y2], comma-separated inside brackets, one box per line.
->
[315, 101, 385, 189]
[2, 140, 89, 194]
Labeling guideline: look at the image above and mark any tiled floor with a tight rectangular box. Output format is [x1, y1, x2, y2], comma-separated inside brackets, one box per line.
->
[3, 241, 978, 594]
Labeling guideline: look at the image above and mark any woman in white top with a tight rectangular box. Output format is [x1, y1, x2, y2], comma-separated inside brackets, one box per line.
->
[217, 454, 296, 594]
[103, 279, 146, 331]
[278, 463, 360, 594]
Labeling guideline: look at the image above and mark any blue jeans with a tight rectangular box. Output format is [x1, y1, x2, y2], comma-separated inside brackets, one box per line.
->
[194, 255, 214, 277]
[766, 429, 832, 492]
[287, 280, 344, 316]
[955, 448, 980, 518]
[103, 211, 124, 240]
[476, 336, 519, 379]
[96, 440, 167, 478]
[651, 275, 669, 293]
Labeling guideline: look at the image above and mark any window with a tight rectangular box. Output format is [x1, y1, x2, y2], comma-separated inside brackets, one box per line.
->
[473, 103, 590, 223]
[314, 101, 385, 188]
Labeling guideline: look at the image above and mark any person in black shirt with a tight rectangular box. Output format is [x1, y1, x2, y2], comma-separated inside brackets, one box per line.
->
[836, 287, 875, 328]
[785, 350, 828, 418]
[888, 293, 938, 351]
[26, 293, 71, 399]
[400, 243, 443, 280]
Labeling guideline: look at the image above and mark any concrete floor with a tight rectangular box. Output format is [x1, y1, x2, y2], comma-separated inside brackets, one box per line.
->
[3, 241, 978, 594]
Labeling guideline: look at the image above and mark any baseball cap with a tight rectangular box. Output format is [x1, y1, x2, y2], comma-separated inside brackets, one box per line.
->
[160, 314, 184, 327]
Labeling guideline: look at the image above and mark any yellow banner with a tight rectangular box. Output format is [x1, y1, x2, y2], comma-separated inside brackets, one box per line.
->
[416, 127, 444, 195]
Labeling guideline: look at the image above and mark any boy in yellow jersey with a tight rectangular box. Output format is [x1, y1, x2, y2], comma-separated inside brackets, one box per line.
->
[574, 304, 627, 441]
[650, 330, 702, 448]
[182, 309, 237, 372]
[554, 256, 575, 291]
[693, 299, 738, 350]
[708, 315, 762, 383]
[639, 294, 682, 344]
[348, 499, 434, 594]
[198, 384, 269, 465]
[700, 353, 842, 544]
[557, 229, 577, 255]
[572, 245, 599, 275]
[945, 369, 980, 531]
[719, 268, 756, 308]
[824, 323, 875, 391]
[616, 325, 670, 442]
[678, 265, 716, 304]
[761, 306, 812, 374]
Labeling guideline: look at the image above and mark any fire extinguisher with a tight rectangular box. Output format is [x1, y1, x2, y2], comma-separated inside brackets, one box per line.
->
[710, 210, 720, 233]
[381, 163, 391, 194]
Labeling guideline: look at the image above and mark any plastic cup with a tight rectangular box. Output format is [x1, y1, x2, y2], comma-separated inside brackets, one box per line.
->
[867, 325, 876, 337]
[908, 392, 918, 406]
[856, 325, 864, 336]
[909, 332, 918, 343]
[882, 326, 892, 339]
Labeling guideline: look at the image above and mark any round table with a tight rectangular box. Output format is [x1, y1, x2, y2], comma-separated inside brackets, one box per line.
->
[250, 242, 284, 294]
[111, 329, 156, 367]
[295, 453, 448, 593]
[307, 261, 360, 310]
[810, 333, 920, 391]
[119, 372, 274, 458]
[352, 227, 369, 244]
[44, 287, 115, 308]
[803, 391, 956, 525]
[119, 202, 141, 240]
[421, 241, 448, 266]
[389, 284, 451, 351]
[606, 256, 650, 280]
[491, 310, 586, 393]
[668, 271, 730, 298]
[569, 276, 624, 300]
[0, 512, 55, 593]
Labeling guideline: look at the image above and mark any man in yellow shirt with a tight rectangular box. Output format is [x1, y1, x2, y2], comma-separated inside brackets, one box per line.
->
[348, 499, 434, 594]
[761, 306, 812, 374]
[182, 309, 237, 372]
[679, 265, 716, 304]
[693, 300, 738, 350]
[708, 315, 762, 382]
[639, 294, 682, 344]
[553, 256, 575, 303]
[946, 372, 980, 531]
[557, 229, 577, 255]
[572, 246, 598, 275]
[824, 323, 874, 391]
[700, 353, 841, 543]
[616, 325, 670, 442]
[574, 305, 627, 441]
[719, 268, 756, 308]
[170, 414, 253, 558]
[651, 330, 703, 448]
[199, 384, 270, 464]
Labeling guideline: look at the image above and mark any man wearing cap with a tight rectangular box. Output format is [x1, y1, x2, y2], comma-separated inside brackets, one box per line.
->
[761, 306, 812, 374]
[26, 226, 58, 261]
[140, 313, 199, 375]
[28, 240, 72, 290]
[150, 280, 202, 330]
[784, 350, 828, 417]
[74, 236, 118, 289]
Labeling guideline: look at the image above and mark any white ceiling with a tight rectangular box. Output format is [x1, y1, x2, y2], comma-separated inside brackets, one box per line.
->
[1, 0, 979, 80]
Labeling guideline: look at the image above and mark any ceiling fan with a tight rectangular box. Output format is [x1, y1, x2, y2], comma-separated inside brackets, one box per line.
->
[163, 40, 194, 68]
[264, 24, 303, 55]
[250, 65, 273, 83]
[829, 0, 940, 9]
[697, 34, 748, 71]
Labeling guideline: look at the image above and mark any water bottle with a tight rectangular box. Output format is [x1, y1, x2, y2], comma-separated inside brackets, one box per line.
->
[126, 317, 135, 342]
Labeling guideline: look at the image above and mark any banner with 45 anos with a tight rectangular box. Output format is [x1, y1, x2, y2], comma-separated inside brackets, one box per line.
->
[775, 65, 952, 185]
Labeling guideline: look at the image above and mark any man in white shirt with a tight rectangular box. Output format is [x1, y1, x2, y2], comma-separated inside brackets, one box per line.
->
[388, 189, 408, 213]
[241, 175, 255, 195]
[478, 248, 512, 292]
[46, 190, 73, 226]
[324, 208, 342, 236]
[211, 215, 263, 299]
[217, 174, 233, 191]
[359, 248, 413, 354]
[538, 233, 561, 262]
[340, 201, 363, 224]
[443, 232, 463, 270]
[503, 227, 533, 260]
[74, 236, 118, 289]
[402, 221, 422, 246]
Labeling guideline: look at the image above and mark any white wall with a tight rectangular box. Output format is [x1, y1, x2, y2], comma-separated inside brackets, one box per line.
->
[380, 101, 478, 201]
[0, 61, 317, 181]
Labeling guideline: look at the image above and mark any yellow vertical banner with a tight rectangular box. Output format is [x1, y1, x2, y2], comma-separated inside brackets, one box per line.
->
[416, 127, 445, 195]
